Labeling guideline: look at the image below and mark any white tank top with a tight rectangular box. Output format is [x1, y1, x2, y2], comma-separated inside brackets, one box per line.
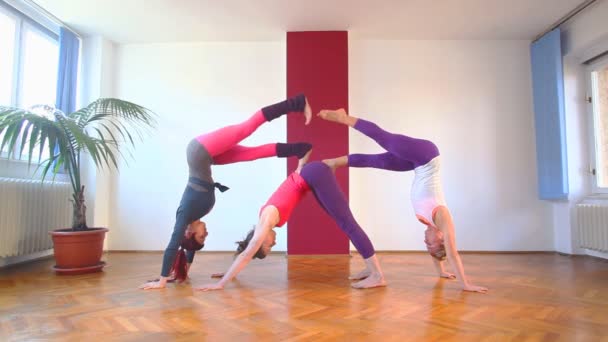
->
[411, 156, 446, 227]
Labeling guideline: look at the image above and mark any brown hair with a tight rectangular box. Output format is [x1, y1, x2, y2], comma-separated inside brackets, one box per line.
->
[236, 228, 267, 259]
[181, 235, 204, 251]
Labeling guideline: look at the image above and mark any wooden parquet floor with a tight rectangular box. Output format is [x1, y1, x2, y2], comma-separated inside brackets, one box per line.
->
[1, 252, 607, 341]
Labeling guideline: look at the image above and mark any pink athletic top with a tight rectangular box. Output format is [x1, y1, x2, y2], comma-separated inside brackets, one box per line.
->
[260, 172, 310, 227]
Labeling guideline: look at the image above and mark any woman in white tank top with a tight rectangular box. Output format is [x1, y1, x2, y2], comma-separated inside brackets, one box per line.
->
[318, 108, 487, 294]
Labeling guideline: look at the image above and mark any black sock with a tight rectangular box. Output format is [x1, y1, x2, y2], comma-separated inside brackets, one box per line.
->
[261, 94, 306, 122]
[276, 142, 312, 159]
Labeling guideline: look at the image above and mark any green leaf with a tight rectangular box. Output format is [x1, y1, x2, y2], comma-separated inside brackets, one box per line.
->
[27, 125, 41, 167]
[38, 129, 48, 164]
[18, 121, 33, 160]
[40, 154, 58, 183]
[6, 120, 24, 159]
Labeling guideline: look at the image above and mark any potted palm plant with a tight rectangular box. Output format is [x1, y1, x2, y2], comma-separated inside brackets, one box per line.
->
[0, 99, 155, 274]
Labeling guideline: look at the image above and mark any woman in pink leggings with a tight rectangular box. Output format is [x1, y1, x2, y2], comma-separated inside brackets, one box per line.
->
[140, 95, 312, 290]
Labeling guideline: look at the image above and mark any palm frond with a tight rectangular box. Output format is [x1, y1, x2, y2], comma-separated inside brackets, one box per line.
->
[75, 98, 156, 132]
[0, 107, 63, 160]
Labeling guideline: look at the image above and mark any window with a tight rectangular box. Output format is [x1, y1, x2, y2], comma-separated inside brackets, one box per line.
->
[588, 55, 608, 192]
[0, 9, 15, 105]
[21, 24, 59, 109]
[0, 3, 59, 161]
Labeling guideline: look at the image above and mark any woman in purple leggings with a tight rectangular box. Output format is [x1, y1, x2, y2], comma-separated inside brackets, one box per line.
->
[197, 150, 387, 291]
[318, 109, 487, 293]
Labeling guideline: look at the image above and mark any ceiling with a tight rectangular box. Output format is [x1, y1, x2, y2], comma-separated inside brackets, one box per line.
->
[32, 0, 588, 43]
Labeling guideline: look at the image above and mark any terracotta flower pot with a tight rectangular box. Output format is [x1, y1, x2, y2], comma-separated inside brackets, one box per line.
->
[49, 227, 109, 275]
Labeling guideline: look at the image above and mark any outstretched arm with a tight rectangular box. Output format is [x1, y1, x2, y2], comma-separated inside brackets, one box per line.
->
[196, 206, 280, 291]
[435, 207, 488, 293]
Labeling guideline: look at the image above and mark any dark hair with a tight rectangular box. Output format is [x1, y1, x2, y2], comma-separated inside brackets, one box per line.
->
[168, 236, 205, 283]
[235, 228, 267, 259]
[424, 226, 447, 261]
[181, 235, 205, 251]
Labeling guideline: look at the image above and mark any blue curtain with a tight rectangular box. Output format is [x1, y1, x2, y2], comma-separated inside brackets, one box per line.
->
[55, 27, 79, 114]
[530, 28, 569, 200]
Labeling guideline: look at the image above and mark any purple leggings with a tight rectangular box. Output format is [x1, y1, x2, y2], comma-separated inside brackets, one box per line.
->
[348, 119, 439, 171]
[300, 162, 375, 259]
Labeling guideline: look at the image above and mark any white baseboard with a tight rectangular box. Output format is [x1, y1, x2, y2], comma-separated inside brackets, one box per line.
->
[585, 249, 608, 260]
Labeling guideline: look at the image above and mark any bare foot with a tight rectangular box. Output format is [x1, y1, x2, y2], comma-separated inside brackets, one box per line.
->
[348, 268, 371, 280]
[322, 158, 339, 172]
[351, 272, 386, 289]
[322, 156, 347, 171]
[317, 108, 348, 124]
[303, 98, 312, 125]
[463, 284, 488, 293]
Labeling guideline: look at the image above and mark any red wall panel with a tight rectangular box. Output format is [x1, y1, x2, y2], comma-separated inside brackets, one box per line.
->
[286, 31, 349, 255]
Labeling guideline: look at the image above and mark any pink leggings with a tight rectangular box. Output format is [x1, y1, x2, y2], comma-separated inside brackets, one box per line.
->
[195, 110, 276, 164]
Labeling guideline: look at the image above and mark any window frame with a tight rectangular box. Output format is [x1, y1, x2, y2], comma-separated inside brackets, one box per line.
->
[587, 54, 608, 194]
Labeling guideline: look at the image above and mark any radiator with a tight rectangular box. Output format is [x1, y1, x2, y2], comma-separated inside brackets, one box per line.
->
[0, 178, 72, 257]
[576, 203, 608, 252]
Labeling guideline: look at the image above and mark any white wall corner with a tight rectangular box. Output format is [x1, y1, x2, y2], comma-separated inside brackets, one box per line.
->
[78, 35, 117, 249]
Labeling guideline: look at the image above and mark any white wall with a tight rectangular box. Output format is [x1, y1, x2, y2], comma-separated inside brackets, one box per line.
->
[555, 0, 608, 256]
[109, 42, 287, 251]
[348, 40, 554, 251]
[96, 1, 608, 254]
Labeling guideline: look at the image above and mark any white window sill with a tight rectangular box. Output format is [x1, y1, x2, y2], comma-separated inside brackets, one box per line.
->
[0, 157, 69, 182]
[580, 194, 608, 205]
